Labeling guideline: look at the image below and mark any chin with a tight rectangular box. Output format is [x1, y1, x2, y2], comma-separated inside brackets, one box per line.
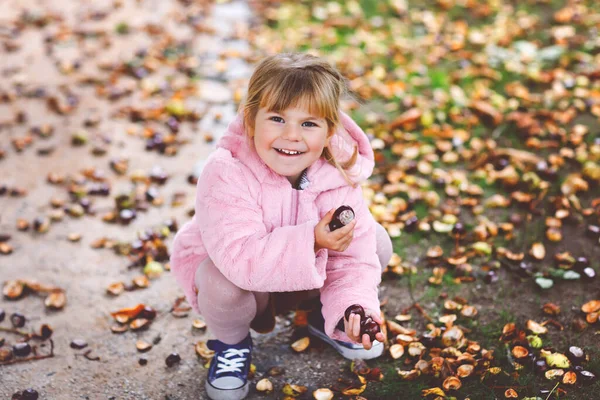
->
[273, 167, 302, 177]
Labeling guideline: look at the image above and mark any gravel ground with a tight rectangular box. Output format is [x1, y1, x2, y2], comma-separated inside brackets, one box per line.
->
[0, 1, 362, 399]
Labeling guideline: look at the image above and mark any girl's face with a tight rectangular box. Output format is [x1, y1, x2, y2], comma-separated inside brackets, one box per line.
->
[253, 105, 330, 186]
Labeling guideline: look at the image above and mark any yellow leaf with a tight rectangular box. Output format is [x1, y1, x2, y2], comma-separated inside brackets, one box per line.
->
[421, 387, 446, 397]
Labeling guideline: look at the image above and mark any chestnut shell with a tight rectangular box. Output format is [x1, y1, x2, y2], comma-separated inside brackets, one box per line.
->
[344, 304, 365, 321]
[329, 206, 355, 231]
[361, 318, 380, 342]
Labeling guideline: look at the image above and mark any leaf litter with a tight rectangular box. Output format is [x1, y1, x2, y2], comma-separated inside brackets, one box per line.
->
[1, 0, 600, 398]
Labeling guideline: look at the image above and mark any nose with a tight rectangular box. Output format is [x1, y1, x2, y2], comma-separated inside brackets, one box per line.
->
[282, 123, 301, 141]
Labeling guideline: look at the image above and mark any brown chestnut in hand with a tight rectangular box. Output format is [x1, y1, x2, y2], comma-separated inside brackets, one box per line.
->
[361, 318, 380, 342]
[329, 206, 355, 231]
[344, 304, 381, 342]
[344, 304, 365, 321]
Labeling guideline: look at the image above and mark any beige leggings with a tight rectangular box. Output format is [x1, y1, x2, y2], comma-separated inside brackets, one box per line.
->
[195, 223, 393, 344]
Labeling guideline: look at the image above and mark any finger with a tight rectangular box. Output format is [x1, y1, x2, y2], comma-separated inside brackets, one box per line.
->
[318, 209, 335, 228]
[324, 208, 336, 223]
[375, 332, 385, 342]
[334, 237, 350, 252]
[338, 232, 353, 247]
[330, 219, 355, 240]
[335, 219, 356, 238]
[346, 229, 354, 241]
[352, 314, 361, 338]
[338, 229, 354, 245]
[333, 236, 352, 252]
[362, 334, 371, 349]
[369, 312, 383, 325]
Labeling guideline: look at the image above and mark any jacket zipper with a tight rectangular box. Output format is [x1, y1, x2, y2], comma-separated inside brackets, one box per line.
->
[291, 188, 299, 225]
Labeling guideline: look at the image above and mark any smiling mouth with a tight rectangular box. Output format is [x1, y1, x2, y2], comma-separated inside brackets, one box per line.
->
[274, 148, 305, 156]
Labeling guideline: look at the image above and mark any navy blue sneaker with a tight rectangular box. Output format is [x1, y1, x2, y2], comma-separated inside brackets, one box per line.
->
[307, 307, 383, 360]
[205, 334, 252, 400]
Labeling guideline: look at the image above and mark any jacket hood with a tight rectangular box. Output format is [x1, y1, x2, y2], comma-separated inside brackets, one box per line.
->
[216, 111, 374, 192]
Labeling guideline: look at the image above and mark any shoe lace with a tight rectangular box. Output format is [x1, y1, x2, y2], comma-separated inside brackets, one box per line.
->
[215, 348, 250, 374]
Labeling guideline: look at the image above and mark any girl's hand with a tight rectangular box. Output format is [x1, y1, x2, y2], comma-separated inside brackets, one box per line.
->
[314, 208, 356, 253]
[344, 308, 386, 350]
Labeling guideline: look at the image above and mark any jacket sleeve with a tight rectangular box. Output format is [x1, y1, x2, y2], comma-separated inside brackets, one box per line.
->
[195, 159, 328, 292]
[319, 185, 382, 341]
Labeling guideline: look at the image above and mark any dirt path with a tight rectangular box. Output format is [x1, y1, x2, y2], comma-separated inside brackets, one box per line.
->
[0, 1, 319, 398]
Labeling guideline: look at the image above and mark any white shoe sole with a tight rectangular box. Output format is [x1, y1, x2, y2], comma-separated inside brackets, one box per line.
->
[205, 380, 249, 400]
[308, 324, 384, 360]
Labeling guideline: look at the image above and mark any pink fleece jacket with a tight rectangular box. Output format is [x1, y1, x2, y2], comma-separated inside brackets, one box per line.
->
[169, 111, 382, 341]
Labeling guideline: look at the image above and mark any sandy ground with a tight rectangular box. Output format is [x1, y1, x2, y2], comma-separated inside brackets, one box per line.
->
[0, 1, 358, 399]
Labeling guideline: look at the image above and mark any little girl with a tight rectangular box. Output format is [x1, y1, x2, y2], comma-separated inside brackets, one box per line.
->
[170, 53, 393, 400]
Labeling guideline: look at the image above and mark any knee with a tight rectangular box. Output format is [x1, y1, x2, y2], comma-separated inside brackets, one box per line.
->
[195, 257, 249, 307]
[375, 223, 393, 271]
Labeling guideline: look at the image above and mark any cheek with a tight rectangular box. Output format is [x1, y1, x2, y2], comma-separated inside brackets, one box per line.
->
[308, 133, 328, 151]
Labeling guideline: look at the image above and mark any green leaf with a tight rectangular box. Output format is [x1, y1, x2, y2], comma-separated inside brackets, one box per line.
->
[563, 270, 581, 280]
[548, 268, 565, 279]
[537, 45, 565, 61]
[527, 335, 543, 349]
[544, 352, 571, 369]
[115, 22, 130, 35]
[535, 277, 554, 289]
[471, 242, 492, 255]
[144, 261, 164, 279]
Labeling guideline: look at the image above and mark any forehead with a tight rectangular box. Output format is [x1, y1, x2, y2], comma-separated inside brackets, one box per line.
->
[265, 105, 324, 120]
[260, 90, 328, 120]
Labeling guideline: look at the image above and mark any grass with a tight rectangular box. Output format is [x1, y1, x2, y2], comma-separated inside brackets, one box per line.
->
[374, 225, 600, 399]
[258, 0, 600, 398]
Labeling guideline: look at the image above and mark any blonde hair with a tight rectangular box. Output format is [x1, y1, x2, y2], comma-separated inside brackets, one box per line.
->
[241, 53, 359, 186]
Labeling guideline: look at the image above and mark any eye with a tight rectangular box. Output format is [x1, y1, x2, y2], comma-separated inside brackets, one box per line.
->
[269, 116, 284, 123]
[302, 121, 318, 127]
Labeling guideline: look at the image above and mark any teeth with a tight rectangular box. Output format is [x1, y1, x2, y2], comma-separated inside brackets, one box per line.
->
[276, 148, 302, 155]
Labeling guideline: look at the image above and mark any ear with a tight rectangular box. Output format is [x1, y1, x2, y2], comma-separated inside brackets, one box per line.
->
[245, 117, 255, 138]
[325, 126, 335, 146]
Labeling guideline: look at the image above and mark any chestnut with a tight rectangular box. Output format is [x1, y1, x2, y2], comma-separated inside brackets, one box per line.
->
[145, 187, 159, 202]
[452, 222, 466, 237]
[165, 352, 181, 367]
[361, 318, 380, 342]
[119, 209, 136, 225]
[40, 324, 53, 340]
[10, 313, 26, 328]
[166, 117, 180, 133]
[579, 370, 597, 385]
[403, 216, 419, 233]
[329, 206, 355, 231]
[586, 225, 600, 239]
[574, 257, 590, 271]
[13, 343, 31, 357]
[21, 389, 39, 400]
[582, 267, 596, 281]
[138, 306, 157, 320]
[420, 331, 440, 348]
[164, 218, 178, 233]
[343, 304, 381, 342]
[484, 270, 499, 284]
[518, 261, 534, 277]
[567, 346, 587, 365]
[344, 304, 365, 321]
[493, 156, 510, 171]
[433, 177, 446, 188]
[534, 359, 548, 375]
[70, 339, 88, 349]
